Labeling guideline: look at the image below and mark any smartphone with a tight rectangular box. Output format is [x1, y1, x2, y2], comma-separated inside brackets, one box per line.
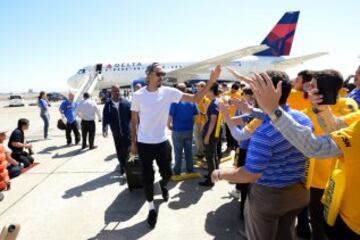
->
[316, 76, 338, 105]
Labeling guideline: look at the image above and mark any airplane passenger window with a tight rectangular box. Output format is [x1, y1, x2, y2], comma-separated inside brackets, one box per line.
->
[77, 69, 85, 74]
[122, 68, 124, 71]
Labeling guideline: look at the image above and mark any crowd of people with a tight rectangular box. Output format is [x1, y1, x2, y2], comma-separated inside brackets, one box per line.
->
[1, 62, 360, 240]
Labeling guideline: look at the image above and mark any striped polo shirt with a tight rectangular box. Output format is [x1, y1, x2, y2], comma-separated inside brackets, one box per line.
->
[245, 105, 313, 188]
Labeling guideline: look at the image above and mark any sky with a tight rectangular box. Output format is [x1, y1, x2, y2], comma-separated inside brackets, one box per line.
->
[1, 0, 359, 93]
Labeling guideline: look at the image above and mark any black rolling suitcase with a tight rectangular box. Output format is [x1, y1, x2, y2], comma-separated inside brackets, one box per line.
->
[125, 155, 143, 191]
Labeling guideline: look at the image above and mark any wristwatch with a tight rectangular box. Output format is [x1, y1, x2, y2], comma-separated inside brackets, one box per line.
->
[270, 107, 283, 122]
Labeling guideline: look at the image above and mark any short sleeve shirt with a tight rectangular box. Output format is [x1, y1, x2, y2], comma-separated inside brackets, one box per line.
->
[8, 129, 24, 154]
[202, 99, 219, 136]
[131, 86, 183, 144]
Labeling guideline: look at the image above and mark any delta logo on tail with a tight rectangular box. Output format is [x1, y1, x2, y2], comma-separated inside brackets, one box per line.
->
[255, 11, 300, 57]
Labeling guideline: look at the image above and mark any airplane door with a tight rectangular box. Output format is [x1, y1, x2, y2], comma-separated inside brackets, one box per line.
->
[95, 64, 102, 74]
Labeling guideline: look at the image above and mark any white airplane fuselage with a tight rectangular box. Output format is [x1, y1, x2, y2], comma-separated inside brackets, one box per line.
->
[67, 56, 288, 90]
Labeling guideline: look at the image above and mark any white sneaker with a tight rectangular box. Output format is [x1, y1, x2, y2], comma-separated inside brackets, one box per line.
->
[228, 189, 241, 199]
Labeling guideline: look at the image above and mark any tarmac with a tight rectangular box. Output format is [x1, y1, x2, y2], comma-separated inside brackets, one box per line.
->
[0, 101, 246, 240]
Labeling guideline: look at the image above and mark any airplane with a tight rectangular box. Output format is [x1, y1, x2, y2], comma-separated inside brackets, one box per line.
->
[67, 11, 327, 100]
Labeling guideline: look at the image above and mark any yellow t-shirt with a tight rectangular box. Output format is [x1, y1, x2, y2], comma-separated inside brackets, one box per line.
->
[339, 87, 349, 98]
[225, 90, 242, 117]
[195, 97, 210, 125]
[287, 89, 312, 111]
[330, 120, 360, 234]
[341, 110, 360, 126]
[304, 98, 358, 189]
[244, 118, 262, 134]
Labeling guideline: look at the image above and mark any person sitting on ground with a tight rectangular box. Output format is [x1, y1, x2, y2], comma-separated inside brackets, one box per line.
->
[0, 129, 22, 179]
[8, 119, 34, 168]
[168, 83, 199, 175]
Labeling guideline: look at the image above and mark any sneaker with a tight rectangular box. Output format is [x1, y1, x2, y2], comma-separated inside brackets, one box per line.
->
[0, 192, 4, 202]
[228, 189, 241, 199]
[147, 209, 157, 228]
[81, 145, 87, 150]
[89, 146, 97, 150]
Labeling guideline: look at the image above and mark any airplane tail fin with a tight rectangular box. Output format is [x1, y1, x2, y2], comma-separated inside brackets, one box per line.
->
[255, 11, 300, 57]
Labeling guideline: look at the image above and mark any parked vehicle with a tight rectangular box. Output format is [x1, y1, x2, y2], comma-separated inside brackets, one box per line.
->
[47, 92, 65, 102]
[8, 95, 25, 107]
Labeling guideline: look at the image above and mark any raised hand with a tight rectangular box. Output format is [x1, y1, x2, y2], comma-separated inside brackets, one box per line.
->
[209, 65, 222, 84]
[218, 100, 230, 116]
[249, 73, 281, 115]
[231, 98, 252, 114]
[226, 67, 252, 84]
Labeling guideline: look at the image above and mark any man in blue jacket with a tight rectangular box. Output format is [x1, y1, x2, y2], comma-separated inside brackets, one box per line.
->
[103, 85, 131, 175]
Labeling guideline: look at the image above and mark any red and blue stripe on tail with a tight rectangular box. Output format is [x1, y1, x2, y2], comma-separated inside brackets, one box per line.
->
[255, 11, 300, 57]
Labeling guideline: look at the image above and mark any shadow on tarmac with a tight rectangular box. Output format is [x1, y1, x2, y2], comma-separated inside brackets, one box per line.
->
[104, 153, 117, 162]
[37, 144, 70, 154]
[168, 179, 210, 210]
[205, 198, 246, 240]
[62, 171, 123, 199]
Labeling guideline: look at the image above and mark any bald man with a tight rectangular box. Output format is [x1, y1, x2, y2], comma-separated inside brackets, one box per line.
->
[103, 85, 131, 175]
[59, 92, 80, 145]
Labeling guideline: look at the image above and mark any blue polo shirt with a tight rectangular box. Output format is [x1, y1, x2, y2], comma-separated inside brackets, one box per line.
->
[245, 105, 313, 188]
[347, 88, 360, 107]
[59, 100, 78, 124]
[169, 102, 198, 132]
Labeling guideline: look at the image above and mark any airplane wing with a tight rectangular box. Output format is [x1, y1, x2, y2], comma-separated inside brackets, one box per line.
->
[166, 45, 268, 79]
[272, 52, 329, 68]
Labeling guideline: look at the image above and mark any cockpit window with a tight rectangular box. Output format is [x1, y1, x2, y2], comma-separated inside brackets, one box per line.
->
[77, 69, 86, 74]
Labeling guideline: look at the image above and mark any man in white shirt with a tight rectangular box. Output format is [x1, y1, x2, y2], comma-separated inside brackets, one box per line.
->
[77, 92, 101, 150]
[131, 62, 221, 228]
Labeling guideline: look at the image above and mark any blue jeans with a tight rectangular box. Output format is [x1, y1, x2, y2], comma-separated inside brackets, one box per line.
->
[40, 113, 50, 139]
[172, 130, 194, 174]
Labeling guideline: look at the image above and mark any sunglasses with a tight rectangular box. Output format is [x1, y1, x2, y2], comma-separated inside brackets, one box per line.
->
[156, 72, 166, 77]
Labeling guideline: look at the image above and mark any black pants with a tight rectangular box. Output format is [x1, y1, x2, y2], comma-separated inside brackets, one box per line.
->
[235, 148, 249, 219]
[81, 120, 96, 148]
[326, 216, 360, 240]
[309, 187, 329, 240]
[137, 141, 172, 202]
[7, 165, 21, 179]
[11, 151, 34, 168]
[204, 135, 219, 179]
[66, 121, 80, 144]
[225, 124, 237, 149]
[113, 134, 130, 170]
[296, 207, 311, 238]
